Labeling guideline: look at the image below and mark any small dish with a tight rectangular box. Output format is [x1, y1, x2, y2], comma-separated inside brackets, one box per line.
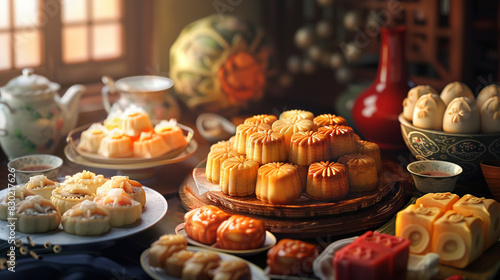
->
[175, 223, 276, 256]
[480, 159, 500, 201]
[312, 236, 440, 280]
[7, 154, 63, 184]
[140, 246, 268, 280]
[407, 160, 463, 193]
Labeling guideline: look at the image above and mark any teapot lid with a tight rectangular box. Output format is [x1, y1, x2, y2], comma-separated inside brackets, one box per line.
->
[3, 68, 60, 96]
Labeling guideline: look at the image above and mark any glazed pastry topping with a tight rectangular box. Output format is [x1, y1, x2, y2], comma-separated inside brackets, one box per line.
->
[154, 119, 179, 133]
[433, 193, 454, 200]
[244, 114, 277, 125]
[25, 175, 59, 190]
[17, 195, 58, 216]
[98, 176, 135, 195]
[308, 161, 345, 178]
[63, 200, 109, 220]
[313, 114, 348, 127]
[53, 184, 95, 200]
[96, 188, 134, 207]
[291, 131, 326, 147]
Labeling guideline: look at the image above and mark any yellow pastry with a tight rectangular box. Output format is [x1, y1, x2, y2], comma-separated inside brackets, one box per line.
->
[148, 234, 188, 268]
[51, 184, 96, 215]
[96, 175, 146, 207]
[233, 122, 270, 154]
[97, 128, 133, 158]
[279, 109, 314, 122]
[15, 195, 61, 233]
[165, 250, 195, 278]
[61, 200, 111, 236]
[338, 154, 378, 192]
[356, 140, 382, 173]
[77, 123, 108, 153]
[133, 130, 170, 158]
[289, 131, 329, 166]
[24, 174, 60, 200]
[205, 146, 241, 184]
[256, 162, 302, 204]
[94, 188, 142, 227]
[154, 119, 188, 151]
[271, 118, 314, 150]
[317, 125, 357, 160]
[220, 156, 259, 196]
[120, 106, 153, 137]
[313, 114, 347, 128]
[246, 130, 288, 165]
[63, 170, 108, 194]
[244, 114, 277, 126]
[306, 161, 349, 201]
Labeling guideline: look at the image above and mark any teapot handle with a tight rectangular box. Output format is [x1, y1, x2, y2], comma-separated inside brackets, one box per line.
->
[0, 101, 14, 114]
[101, 85, 112, 113]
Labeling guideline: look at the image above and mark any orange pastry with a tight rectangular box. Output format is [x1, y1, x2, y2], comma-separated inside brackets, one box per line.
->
[219, 156, 259, 196]
[267, 239, 318, 276]
[120, 106, 153, 137]
[133, 130, 170, 158]
[244, 114, 277, 126]
[317, 125, 357, 160]
[289, 131, 329, 166]
[154, 119, 188, 151]
[97, 128, 133, 158]
[279, 109, 314, 122]
[256, 162, 302, 204]
[271, 118, 314, 150]
[306, 161, 349, 201]
[313, 113, 347, 128]
[184, 205, 231, 245]
[233, 122, 270, 154]
[216, 215, 266, 250]
[246, 130, 288, 165]
[93, 189, 142, 227]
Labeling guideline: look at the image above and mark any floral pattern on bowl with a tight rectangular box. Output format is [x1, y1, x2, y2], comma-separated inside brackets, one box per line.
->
[399, 113, 500, 177]
[8, 154, 63, 184]
[407, 160, 463, 193]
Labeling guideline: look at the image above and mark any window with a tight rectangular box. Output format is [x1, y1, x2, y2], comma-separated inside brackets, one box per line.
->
[0, 0, 148, 85]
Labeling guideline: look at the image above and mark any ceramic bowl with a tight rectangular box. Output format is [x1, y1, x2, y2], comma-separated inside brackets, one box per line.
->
[480, 160, 500, 201]
[8, 154, 63, 184]
[407, 160, 463, 193]
[399, 113, 500, 177]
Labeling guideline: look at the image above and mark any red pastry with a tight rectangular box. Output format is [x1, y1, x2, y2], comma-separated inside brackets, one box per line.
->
[267, 239, 318, 276]
[184, 205, 231, 245]
[216, 215, 266, 250]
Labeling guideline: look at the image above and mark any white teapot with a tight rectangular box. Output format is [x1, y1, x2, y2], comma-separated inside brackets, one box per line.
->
[0, 68, 86, 159]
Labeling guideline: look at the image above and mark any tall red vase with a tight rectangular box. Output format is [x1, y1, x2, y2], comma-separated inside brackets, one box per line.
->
[352, 26, 411, 150]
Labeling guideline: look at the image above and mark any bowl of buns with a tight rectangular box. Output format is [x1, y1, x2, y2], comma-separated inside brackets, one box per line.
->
[399, 82, 500, 177]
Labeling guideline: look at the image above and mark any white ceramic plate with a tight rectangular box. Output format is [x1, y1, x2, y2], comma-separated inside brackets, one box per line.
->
[140, 246, 268, 280]
[312, 236, 439, 280]
[0, 186, 167, 245]
[175, 223, 276, 256]
[66, 122, 194, 164]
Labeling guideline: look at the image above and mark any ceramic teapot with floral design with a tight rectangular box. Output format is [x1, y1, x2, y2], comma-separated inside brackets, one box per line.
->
[0, 68, 86, 159]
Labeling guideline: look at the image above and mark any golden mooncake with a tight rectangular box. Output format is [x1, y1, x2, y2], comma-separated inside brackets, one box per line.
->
[205, 147, 241, 184]
[220, 156, 259, 196]
[184, 205, 231, 245]
[233, 122, 270, 154]
[63, 170, 108, 194]
[256, 162, 302, 204]
[246, 130, 288, 165]
[271, 118, 314, 149]
[306, 161, 349, 201]
[289, 131, 329, 166]
[51, 184, 96, 215]
[356, 140, 382, 173]
[338, 154, 378, 192]
[313, 114, 347, 128]
[216, 215, 266, 250]
[279, 109, 314, 122]
[244, 114, 277, 126]
[317, 125, 357, 160]
[24, 174, 60, 200]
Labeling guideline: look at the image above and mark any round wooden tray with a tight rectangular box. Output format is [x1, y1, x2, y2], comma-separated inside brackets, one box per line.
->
[191, 160, 401, 218]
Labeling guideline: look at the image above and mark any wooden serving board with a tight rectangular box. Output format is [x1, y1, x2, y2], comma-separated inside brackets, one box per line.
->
[179, 159, 412, 238]
[189, 159, 410, 218]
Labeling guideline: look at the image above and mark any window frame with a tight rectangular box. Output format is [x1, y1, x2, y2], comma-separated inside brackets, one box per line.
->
[0, 0, 151, 87]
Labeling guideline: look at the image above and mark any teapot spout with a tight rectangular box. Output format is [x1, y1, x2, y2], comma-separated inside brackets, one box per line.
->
[60, 84, 86, 135]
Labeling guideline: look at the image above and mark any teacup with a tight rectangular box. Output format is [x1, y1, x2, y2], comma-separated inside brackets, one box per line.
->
[407, 160, 463, 193]
[8, 154, 63, 184]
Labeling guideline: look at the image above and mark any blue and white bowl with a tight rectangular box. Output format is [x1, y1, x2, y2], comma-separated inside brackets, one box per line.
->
[407, 160, 463, 193]
[7, 154, 63, 184]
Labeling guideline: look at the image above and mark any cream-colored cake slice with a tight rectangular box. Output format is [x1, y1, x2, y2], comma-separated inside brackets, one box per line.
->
[219, 156, 259, 196]
[246, 130, 288, 165]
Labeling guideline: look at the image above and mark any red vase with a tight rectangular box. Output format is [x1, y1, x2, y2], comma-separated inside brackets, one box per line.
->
[351, 26, 411, 150]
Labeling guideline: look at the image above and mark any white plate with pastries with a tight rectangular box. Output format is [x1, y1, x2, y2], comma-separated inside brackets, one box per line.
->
[0, 186, 168, 245]
[140, 246, 268, 280]
[175, 223, 277, 256]
[66, 121, 195, 165]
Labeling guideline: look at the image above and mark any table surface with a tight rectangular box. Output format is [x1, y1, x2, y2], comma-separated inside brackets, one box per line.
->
[0, 109, 498, 280]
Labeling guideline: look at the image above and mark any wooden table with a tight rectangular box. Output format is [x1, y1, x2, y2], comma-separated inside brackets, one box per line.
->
[0, 108, 499, 280]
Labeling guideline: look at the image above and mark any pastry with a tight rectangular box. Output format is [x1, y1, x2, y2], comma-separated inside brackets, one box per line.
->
[356, 140, 382, 173]
[97, 128, 133, 158]
[61, 200, 111, 236]
[93, 188, 142, 227]
[313, 113, 347, 128]
[77, 123, 108, 153]
[317, 125, 357, 160]
[216, 215, 266, 250]
[279, 109, 314, 122]
[412, 93, 446, 130]
[480, 96, 500, 133]
[210, 260, 251, 280]
[415, 192, 459, 212]
[267, 239, 318, 276]
[245, 130, 288, 164]
[51, 184, 96, 215]
[24, 174, 60, 199]
[338, 154, 378, 192]
[15, 195, 61, 233]
[63, 170, 108, 194]
[289, 131, 329, 166]
[219, 156, 259, 196]
[182, 251, 221, 280]
[271, 118, 314, 149]
[256, 162, 302, 204]
[306, 161, 349, 201]
[477, 84, 500, 112]
[184, 205, 231, 245]
[291, 163, 308, 192]
[210, 140, 234, 152]
[443, 97, 480, 133]
[232, 122, 270, 154]
[403, 85, 439, 122]
[440, 81, 475, 106]
[205, 146, 241, 184]
[103, 109, 122, 130]
[148, 234, 188, 268]
[154, 119, 188, 151]
[120, 106, 153, 137]
[96, 175, 146, 207]
[0, 186, 35, 221]
[133, 130, 170, 158]
[165, 249, 194, 278]
[244, 114, 277, 126]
